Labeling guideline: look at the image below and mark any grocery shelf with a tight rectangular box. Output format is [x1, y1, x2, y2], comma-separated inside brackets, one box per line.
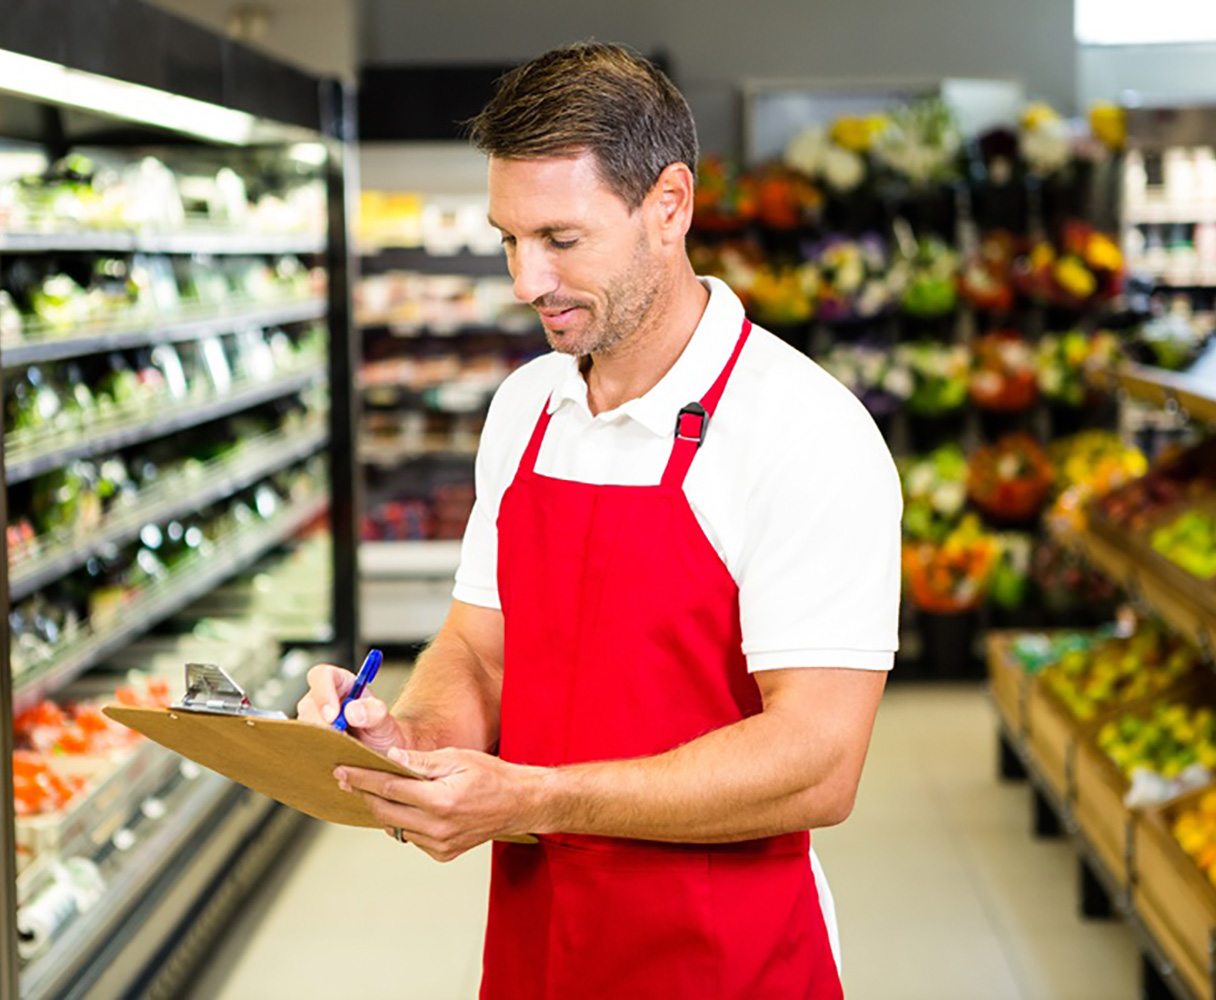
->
[10, 423, 329, 601]
[0, 230, 325, 256]
[355, 315, 539, 338]
[1090, 363, 1216, 428]
[1072, 524, 1216, 661]
[5, 365, 327, 484]
[360, 381, 496, 413]
[16, 654, 314, 1000]
[1125, 204, 1216, 225]
[1, 297, 327, 367]
[359, 439, 477, 466]
[11, 493, 330, 716]
[360, 539, 463, 580]
[358, 245, 507, 277]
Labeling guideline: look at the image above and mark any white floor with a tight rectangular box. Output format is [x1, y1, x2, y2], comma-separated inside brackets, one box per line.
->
[183, 683, 1140, 1000]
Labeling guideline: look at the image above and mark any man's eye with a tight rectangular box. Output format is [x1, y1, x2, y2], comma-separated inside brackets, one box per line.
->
[549, 237, 577, 250]
[500, 236, 516, 248]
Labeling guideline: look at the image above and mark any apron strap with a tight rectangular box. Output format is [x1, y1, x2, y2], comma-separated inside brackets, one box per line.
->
[517, 398, 556, 477]
[661, 317, 753, 488]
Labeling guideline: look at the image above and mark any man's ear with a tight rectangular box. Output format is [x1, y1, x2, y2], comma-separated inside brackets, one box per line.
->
[646, 162, 696, 246]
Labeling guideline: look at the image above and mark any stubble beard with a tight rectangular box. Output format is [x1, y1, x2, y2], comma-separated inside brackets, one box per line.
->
[543, 234, 663, 360]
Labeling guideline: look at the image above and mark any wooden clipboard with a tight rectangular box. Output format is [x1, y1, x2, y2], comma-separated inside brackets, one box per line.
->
[104, 706, 536, 842]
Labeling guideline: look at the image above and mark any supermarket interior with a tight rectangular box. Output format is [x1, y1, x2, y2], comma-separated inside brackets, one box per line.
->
[3, 1, 1216, 998]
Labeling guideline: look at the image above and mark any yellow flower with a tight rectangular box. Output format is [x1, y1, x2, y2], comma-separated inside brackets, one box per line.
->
[830, 116, 883, 153]
[1053, 256, 1097, 299]
[1085, 232, 1124, 271]
[1090, 103, 1126, 149]
[1021, 102, 1060, 131]
[1029, 243, 1056, 270]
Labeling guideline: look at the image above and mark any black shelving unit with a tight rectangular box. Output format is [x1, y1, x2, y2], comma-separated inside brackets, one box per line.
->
[0, 4, 359, 998]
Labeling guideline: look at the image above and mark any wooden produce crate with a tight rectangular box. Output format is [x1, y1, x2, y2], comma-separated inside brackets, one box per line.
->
[1134, 787, 1216, 1000]
[987, 631, 1029, 740]
[1073, 731, 1136, 889]
[1075, 676, 1216, 893]
[1025, 678, 1083, 805]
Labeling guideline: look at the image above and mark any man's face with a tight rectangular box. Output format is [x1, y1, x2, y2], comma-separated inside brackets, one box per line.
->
[487, 153, 662, 358]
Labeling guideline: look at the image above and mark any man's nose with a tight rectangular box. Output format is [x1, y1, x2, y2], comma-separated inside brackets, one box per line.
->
[510, 244, 558, 304]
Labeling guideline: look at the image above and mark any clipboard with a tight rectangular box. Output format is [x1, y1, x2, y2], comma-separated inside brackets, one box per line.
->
[103, 664, 535, 843]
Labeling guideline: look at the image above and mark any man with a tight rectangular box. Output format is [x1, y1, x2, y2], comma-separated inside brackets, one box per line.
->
[299, 41, 901, 999]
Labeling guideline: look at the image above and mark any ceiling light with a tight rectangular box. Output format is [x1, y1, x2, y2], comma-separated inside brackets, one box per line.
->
[0, 48, 258, 145]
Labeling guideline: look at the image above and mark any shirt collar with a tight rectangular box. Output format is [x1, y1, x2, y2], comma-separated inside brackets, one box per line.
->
[548, 276, 746, 437]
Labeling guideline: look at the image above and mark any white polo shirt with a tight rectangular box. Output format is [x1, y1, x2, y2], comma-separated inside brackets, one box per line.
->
[454, 275, 903, 672]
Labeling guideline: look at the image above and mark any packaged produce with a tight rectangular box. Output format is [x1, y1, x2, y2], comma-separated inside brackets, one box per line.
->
[1098, 699, 1216, 806]
[1039, 622, 1199, 720]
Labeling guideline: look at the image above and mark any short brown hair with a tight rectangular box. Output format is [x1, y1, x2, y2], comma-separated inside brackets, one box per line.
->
[467, 41, 698, 211]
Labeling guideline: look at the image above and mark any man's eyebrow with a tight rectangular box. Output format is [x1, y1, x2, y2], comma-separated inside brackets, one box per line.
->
[486, 215, 582, 236]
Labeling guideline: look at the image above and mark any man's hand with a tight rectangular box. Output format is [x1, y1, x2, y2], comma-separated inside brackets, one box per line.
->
[296, 664, 411, 755]
[335, 748, 547, 862]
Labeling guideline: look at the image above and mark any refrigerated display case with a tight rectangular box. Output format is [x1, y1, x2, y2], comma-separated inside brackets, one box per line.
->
[0, 3, 359, 997]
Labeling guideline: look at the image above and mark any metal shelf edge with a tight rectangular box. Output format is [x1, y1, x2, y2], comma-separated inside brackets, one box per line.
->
[11, 495, 330, 714]
[0, 299, 327, 367]
[5, 366, 328, 485]
[9, 426, 330, 601]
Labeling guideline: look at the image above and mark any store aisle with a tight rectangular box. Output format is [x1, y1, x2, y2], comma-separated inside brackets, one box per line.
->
[184, 684, 1139, 1000]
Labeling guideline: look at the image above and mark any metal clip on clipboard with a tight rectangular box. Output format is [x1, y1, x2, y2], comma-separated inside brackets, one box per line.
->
[173, 662, 288, 720]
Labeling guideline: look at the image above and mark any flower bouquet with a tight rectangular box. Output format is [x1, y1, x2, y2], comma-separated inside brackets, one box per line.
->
[902, 513, 999, 614]
[750, 162, 823, 234]
[688, 239, 764, 312]
[872, 98, 962, 238]
[899, 444, 968, 544]
[970, 331, 1038, 413]
[820, 342, 912, 429]
[958, 232, 1017, 314]
[808, 234, 894, 326]
[1045, 431, 1147, 537]
[904, 514, 1002, 676]
[749, 262, 818, 347]
[1036, 329, 1121, 432]
[1012, 224, 1123, 322]
[988, 532, 1036, 620]
[786, 115, 887, 234]
[692, 156, 757, 235]
[892, 235, 959, 327]
[967, 432, 1055, 526]
[897, 341, 971, 451]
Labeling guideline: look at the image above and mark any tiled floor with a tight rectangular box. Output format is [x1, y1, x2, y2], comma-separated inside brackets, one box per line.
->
[183, 684, 1140, 1000]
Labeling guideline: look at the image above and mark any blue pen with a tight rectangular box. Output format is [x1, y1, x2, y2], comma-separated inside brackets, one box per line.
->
[332, 648, 384, 732]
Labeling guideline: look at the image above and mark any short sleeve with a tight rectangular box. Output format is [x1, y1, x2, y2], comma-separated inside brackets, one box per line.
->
[736, 387, 903, 672]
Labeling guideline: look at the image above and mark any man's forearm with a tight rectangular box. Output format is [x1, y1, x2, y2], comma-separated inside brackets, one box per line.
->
[392, 629, 501, 753]
[528, 670, 883, 842]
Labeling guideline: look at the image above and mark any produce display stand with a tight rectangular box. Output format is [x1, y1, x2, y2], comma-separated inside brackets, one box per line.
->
[1135, 786, 1216, 1000]
[1091, 364, 1216, 432]
[988, 638, 1211, 1000]
[0, 3, 359, 998]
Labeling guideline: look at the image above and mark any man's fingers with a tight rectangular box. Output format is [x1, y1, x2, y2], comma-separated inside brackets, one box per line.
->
[298, 664, 356, 727]
[337, 765, 435, 808]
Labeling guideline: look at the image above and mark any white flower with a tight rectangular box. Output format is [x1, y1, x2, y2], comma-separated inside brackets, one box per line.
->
[933, 482, 967, 516]
[785, 127, 828, 178]
[1022, 116, 1072, 177]
[822, 146, 865, 192]
[883, 366, 914, 399]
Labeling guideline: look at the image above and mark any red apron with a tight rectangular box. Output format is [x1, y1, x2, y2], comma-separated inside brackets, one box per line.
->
[482, 318, 842, 1000]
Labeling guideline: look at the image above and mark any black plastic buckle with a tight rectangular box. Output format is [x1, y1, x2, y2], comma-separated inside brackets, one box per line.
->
[674, 402, 708, 448]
